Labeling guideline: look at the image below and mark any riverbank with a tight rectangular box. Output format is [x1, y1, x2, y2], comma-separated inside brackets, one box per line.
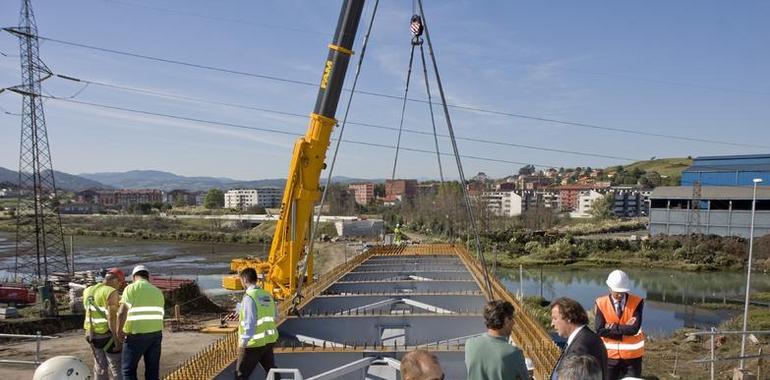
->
[407, 227, 770, 272]
[523, 295, 770, 378]
[6, 213, 769, 272]
[0, 216, 337, 245]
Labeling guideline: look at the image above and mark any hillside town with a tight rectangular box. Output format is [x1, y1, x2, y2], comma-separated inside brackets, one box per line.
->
[3, 154, 767, 239]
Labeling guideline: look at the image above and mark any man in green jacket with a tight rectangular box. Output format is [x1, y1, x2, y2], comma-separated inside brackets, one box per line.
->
[465, 300, 530, 380]
[83, 268, 124, 380]
[117, 265, 165, 380]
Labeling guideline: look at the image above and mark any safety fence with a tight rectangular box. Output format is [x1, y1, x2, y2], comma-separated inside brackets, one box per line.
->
[164, 331, 239, 379]
[164, 244, 559, 379]
[164, 244, 380, 380]
[272, 342, 466, 354]
[0, 331, 59, 366]
[453, 245, 559, 380]
[373, 243, 454, 256]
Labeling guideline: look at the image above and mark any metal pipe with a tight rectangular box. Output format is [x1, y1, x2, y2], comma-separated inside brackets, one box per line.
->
[0, 333, 58, 339]
[0, 359, 39, 365]
[35, 331, 41, 364]
[710, 327, 715, 380]
[741, 178, 762, 369]
[687, 330, 770, 336]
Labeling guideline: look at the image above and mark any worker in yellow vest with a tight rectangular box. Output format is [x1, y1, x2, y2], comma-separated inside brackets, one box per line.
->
[594, 270, 645, 380]
[236, 268, 278, 380]
[117, 265, 165, 380]
[83, 268, 125, 380]
[394, 223, 402, 244]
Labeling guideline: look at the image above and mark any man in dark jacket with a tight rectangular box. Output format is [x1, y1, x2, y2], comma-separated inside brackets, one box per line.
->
[549, 297, 608, 380]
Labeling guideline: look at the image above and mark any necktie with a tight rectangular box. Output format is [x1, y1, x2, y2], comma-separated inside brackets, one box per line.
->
[551, 349, 566, 380]
[615, 299, 623, 318]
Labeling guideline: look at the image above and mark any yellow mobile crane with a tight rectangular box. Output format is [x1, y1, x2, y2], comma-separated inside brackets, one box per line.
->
[223, 0, 366, 300]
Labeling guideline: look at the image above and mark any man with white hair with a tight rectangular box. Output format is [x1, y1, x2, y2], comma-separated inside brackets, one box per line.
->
[595, 270, 645, 380]
[400, 349, 444, 380]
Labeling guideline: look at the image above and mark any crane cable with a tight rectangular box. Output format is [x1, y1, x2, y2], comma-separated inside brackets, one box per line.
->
[390, 42, 416, 182]
[290, 0, 381, 312]
[418, 39, 444, 182]
[417, 0, 494, 298]
[391, 13, 444, 182]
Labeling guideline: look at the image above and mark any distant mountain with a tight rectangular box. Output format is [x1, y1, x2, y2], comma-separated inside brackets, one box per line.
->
[78, 170, 388, 192]
[0, 166, 111, 192]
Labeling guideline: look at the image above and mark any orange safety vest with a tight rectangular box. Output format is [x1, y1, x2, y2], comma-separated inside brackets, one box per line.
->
[595, 293, 645, 359]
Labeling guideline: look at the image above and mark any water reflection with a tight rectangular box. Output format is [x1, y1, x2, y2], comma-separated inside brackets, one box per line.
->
[0, 232, 266, 277]
[496, 266, 770, 337]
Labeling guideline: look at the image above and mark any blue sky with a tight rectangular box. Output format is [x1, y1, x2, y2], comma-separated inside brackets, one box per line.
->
[1, 0, 769, 180]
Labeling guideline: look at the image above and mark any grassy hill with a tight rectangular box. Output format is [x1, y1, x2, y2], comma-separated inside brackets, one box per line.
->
[605, 157, 692, 186]
[622, 157, 692, 178]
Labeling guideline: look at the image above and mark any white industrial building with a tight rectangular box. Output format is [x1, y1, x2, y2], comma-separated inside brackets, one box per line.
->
[649, 186, 770, 237]
[225, 188, 283, 209]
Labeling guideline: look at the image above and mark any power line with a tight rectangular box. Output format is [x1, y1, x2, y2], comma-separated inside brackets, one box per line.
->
[102, 0, 330, 37]
[10, 32, 766, 150]
[42, 96, 560, 168]
[49, 72, 643, 161]
[0, 104, 21, 116]
[104, 0, 769, 98]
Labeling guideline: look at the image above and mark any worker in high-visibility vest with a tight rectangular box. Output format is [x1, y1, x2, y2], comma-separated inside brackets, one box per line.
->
[117, 265, 165, 380]
[236, 268, 278, 380]
[83, 268, 125, 380]
[594, 269, 645, 380]
[394, 223, 402, 244]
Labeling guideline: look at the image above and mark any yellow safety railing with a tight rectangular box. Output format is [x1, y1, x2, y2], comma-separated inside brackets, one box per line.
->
[164, 244, 558, 380]
[453, 244, 559, 380]
[164, 331, 239, 380]
[164, 245, 380, 380]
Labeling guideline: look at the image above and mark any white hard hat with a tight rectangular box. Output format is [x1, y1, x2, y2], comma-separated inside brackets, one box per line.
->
[33, 356, 92, 380]
[525, 357, 534, 371]
[131, 265, 149, 277]
[606, 269, 631, 293]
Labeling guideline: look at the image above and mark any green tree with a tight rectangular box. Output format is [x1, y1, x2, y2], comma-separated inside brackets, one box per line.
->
[373, 183, 386, 198]
[590, 193, 616, 220]
[518, 164, 536, 176]
[639, 171, 662, 188]
[245, 204, 266, 214]
[325, 184, 357, 215]
[204, 189, 225, 209]
[174, 194, 187, 208]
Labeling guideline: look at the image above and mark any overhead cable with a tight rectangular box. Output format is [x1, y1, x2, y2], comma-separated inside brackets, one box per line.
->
[11, 32, 766, 150]
[50, 73, 643, 161]
[41, 95, 559, 168]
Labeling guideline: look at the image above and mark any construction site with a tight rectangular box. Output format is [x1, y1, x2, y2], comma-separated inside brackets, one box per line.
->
[2, 0, 770, 379]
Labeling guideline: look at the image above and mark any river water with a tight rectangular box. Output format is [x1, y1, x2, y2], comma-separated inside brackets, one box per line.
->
[496, 266, 770, 337]
[2, 232, 766, 337]
[0, 232, 266, 280]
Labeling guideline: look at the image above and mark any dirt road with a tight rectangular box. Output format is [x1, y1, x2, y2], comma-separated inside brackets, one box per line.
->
[0, 326, 224, 379]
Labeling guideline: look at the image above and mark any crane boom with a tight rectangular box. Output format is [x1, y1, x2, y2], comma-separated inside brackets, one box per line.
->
[226, 0, 365, 299]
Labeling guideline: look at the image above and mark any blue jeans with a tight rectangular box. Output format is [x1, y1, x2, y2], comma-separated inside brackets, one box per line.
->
[121, 332, 162, 380]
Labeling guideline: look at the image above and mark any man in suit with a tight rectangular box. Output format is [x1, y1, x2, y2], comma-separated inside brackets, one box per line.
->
[549, 297, 608, 380]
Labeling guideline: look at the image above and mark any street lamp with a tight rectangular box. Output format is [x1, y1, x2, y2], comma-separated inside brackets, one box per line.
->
[740, 178, 763, 369]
